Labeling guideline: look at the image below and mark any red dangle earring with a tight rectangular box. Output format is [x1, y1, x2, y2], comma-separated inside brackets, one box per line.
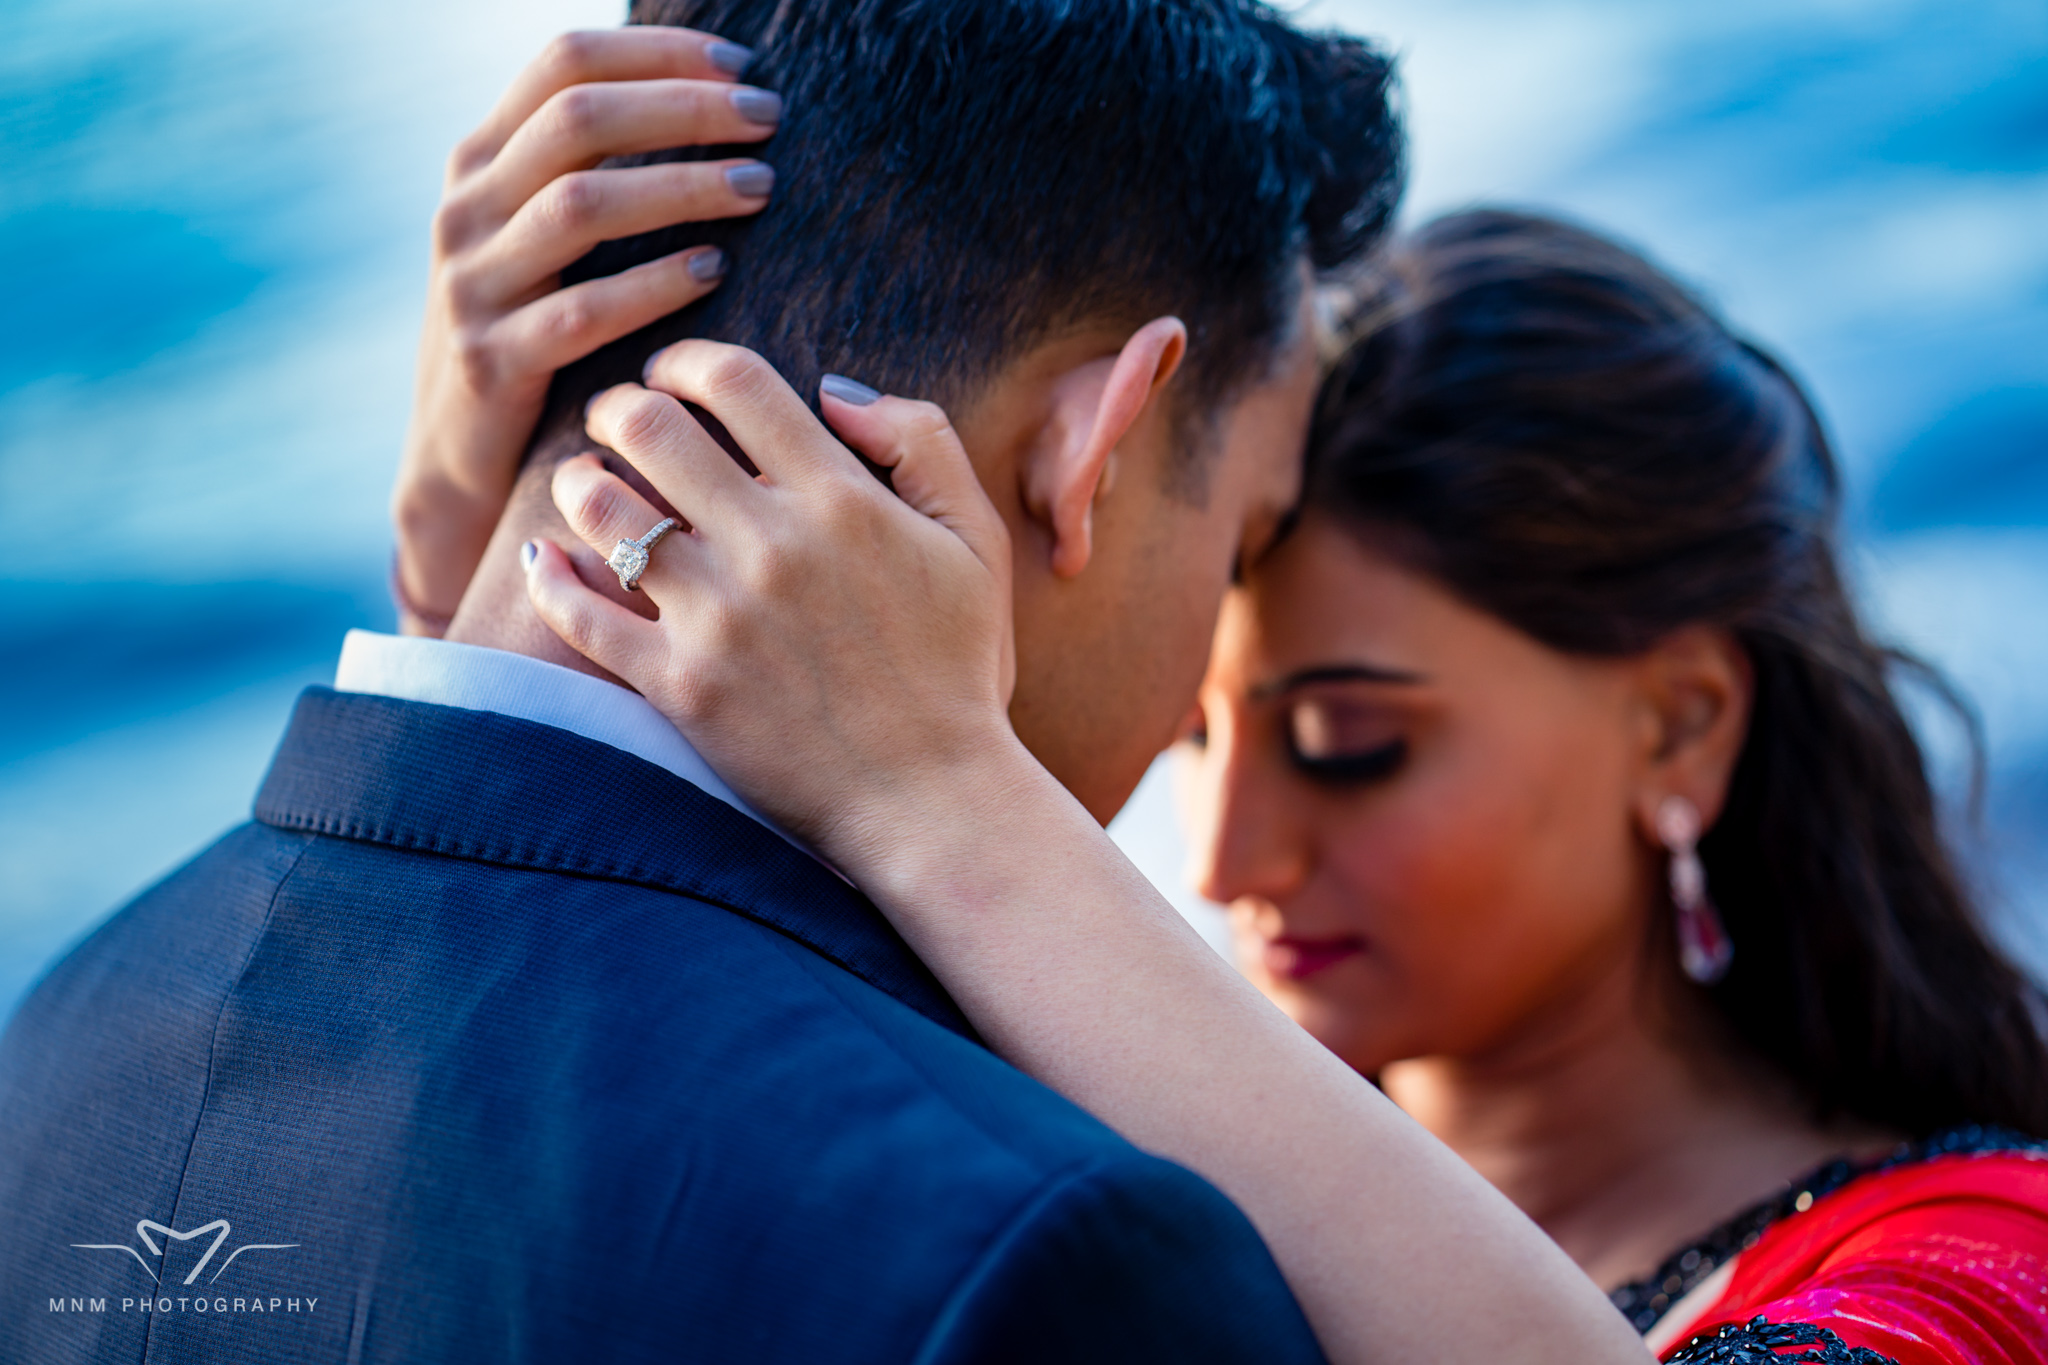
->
[1655, 796, 1734, 985]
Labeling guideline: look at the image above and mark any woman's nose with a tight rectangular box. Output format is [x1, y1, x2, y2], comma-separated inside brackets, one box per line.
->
[1181, 722, 1309, 909]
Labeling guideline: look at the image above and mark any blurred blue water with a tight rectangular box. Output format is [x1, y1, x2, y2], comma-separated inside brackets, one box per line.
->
[4, 0, 2046, 1012]
[0, 208, 266, 389]
[1872, 390, 2048, 533]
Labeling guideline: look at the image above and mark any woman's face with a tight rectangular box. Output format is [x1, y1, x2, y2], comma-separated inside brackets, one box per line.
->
[1178, 515, 1664, 1073]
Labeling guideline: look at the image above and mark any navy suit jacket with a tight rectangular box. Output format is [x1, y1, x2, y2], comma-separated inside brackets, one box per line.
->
[0, 688, 1325, 1364]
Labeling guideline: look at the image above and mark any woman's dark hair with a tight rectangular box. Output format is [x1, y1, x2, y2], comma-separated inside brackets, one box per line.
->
[1309, 208, 2048, 1137]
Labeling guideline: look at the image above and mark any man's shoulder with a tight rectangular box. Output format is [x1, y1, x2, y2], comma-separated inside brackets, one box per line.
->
[0, 689, 1325, 1362]
[2, 819, 312, 1069]
[761, 925, 1125, 1167]
[343, 826, 1142, 1186]
[6, 808, 1130, 1194]
[0, 788, 1324, 1362]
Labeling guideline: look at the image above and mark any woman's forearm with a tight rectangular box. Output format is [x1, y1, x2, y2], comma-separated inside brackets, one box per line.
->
[856, 743, 1652, 1365]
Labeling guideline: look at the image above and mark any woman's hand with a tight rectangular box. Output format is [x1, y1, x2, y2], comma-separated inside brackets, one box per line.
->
[392, 27, 781, 634]
[520, 344, 1021, 876]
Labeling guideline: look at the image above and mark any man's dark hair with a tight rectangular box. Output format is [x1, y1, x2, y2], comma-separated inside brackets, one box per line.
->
[531, 0, 1402, 471]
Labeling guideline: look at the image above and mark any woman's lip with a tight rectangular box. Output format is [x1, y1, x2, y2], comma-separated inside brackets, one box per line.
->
[1263, 935, 1367, 981]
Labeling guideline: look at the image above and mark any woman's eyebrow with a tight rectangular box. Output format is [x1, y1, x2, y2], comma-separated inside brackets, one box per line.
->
[1252, 662, 1429, 700]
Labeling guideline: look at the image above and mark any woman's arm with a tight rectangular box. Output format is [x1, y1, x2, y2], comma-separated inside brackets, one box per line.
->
[522, 347, 1653, 1365]
[851, 753, 1655, 1365]
[391, 25, 778, 632]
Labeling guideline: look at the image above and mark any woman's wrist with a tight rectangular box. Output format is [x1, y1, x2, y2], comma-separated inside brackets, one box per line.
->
[390, 467, 505, 631]
[821, 726, 1061, 915]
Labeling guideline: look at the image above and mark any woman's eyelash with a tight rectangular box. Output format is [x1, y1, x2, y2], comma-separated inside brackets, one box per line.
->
[1289, 738, 1407, 787]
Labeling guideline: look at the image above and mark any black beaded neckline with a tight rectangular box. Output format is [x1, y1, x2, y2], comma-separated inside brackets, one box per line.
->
[1610, 1124, 2048, 1334]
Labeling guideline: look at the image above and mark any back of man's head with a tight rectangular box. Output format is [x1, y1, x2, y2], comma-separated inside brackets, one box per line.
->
[529, 0, 1402, 465]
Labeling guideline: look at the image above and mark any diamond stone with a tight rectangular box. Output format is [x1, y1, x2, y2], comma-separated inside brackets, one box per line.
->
[609, 539, 649, 587]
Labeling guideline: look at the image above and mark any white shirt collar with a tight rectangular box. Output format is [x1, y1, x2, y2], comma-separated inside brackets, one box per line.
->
[333, 629, 787, 841]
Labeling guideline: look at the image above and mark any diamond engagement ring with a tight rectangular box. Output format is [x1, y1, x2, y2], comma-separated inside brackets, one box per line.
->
[607, 518, 679, 592]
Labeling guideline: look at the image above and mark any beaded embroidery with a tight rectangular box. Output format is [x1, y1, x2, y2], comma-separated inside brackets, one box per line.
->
[1611, 1125, 2047, 1334]
[1664, 1316, 1899, 1364]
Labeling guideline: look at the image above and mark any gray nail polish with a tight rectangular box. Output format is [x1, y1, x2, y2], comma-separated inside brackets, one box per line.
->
[724, 162, 775, 198]
[688, 247, 727, 282]
[821, 373, 881, 406]
[706, 39, 754, 76]
[520, 541, 539, 571]
[730, 87, 782, 125]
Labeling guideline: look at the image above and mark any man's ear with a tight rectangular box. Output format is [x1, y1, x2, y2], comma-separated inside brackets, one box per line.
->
[1023, 317, 1187, 579]
[1627, 626, 1755, 839]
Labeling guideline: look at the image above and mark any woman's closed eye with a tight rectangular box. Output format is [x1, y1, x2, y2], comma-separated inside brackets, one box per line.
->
[1286, 697, 1408, 787]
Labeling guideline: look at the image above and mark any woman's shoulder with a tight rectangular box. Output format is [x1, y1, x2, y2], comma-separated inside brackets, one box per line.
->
[1663, 1128, 2048, 1364]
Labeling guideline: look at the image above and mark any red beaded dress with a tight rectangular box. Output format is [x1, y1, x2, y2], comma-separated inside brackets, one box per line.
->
[1616, 1130, 2048, 1364]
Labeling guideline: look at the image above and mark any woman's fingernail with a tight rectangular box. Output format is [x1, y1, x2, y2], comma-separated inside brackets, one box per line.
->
[821, 373, 881, 406]
[688, 247, 727, 282]
[730, 87, 782, 125]
[584, 390, 604, 420]
[706, 39, 754, 76]
[520, 541, 539, 571]
[724, 162, 775, 198]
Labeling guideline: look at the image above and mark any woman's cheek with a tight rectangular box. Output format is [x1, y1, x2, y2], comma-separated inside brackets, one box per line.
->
[1317, 795, 1538, 1050]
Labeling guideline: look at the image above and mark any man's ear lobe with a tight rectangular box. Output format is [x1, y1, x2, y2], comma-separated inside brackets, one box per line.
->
[1024, 317, 1187, 579]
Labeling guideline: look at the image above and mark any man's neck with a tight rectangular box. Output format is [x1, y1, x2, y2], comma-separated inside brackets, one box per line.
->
[442, 497, 629, 685]
[1379, 959, 1866, 1291]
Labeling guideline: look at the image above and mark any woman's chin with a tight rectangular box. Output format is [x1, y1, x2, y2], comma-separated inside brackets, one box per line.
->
[1246, 959, 1416, 1077]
